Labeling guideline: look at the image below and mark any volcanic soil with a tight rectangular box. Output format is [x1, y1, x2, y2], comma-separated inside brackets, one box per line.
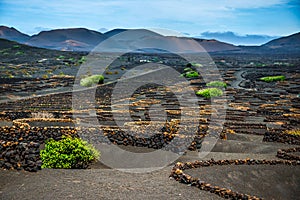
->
[0, 42, 299, 199]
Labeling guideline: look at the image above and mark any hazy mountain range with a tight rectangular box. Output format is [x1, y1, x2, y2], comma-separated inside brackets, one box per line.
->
[0, 25, 299, 53]
[198, 31, 279, 46]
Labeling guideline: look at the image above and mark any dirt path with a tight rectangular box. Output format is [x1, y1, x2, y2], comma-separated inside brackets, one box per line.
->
[231, 69, 245, 89]
[0, 167, 220, 200]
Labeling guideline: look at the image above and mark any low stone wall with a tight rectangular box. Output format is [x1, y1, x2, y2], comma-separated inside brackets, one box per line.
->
[0, 123, 78, 172]
[263, 131, 300, 145]
[0, 111, 73, 120]
[0, 125, 78, 143]
[1, 119, 204, 172]
[277, 147, 300, 160]
[170, 154, 300, 200]
[0, 141, 41, 172]
[0, 111, 31, 120]
[79, 127, 203, 152]
[13, 118, 74, 128]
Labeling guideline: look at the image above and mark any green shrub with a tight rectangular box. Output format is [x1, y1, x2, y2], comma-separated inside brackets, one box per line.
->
[42, 74, 49, 79]
[255, 63, 266, 67]
[80, 74, 104, 87]
[206, 81, 227, 88]
[196, 88, 223, 98]
[181, 66, 199, 78]
[15, 51, 24, 55]
[40, 136, 100, 169]
[78, 56, 86, 64]
[185, 71, 199, 78]
[57, 55, 65, 59]
[184, 67, 193, 72]
[191, 62, 202, 67]
[259, 75, 285, 82]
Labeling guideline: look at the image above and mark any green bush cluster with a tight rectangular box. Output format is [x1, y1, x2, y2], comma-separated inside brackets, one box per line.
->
[80, 74, 104, 87]
[191, 62, 202, 67]
[40, 136, 100, 169]
[206, 81, 227, 88]
[77, 56, 86, 64]
[69, 57, 76, 62]
[185, 71, 199, 78]
[15, 51, 24, 55]
[57, 55, 65, 60]
[181, 67, 199, 78]
[196, 88, 223, 98]
[183, 67, 193, 72]
[259, 75, 285, 82]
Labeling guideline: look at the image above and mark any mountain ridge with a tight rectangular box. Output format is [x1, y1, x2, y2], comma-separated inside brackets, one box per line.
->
[0, 26, 30, 43]
[262, 32, 300, 49]
[0, 26, 299, 53]
[198, 31, 279, 46]
[27, 28, 108, 51]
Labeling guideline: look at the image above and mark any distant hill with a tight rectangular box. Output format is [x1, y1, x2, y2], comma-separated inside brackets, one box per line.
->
[0, 38, 70, 64]
[104, 29, 128, 38]
[99, 29, 239, 53]
[262, 32, 300, 50]
[198, 31, 278, 46]
[27, 28, 108, 51]
[0, 26, 299, 53]
[0, 26, 241, 52]
[0, 26, 30, 43]
[193, 38, 240, 52]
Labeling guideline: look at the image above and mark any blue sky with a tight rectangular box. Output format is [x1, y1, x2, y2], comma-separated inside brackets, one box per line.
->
[0, 0, 299, 36]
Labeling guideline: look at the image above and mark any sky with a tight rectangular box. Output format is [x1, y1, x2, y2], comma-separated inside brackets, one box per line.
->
[0, 0, 299, 37]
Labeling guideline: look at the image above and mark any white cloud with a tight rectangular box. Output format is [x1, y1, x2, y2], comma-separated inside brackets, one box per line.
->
[3, 0, 289, 14]
[1, 0, 297, 36]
